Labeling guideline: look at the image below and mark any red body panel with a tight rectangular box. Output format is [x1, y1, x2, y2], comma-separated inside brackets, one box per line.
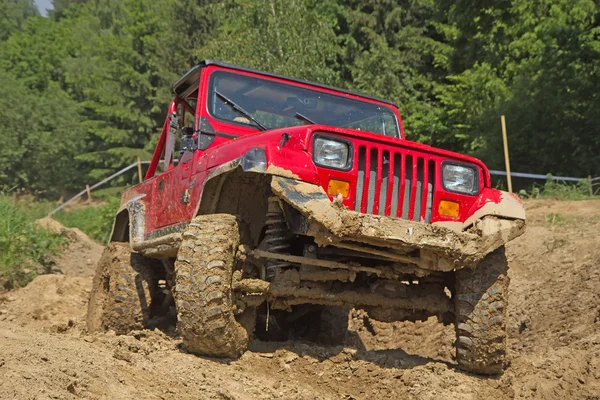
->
[122, 65, 507, 241]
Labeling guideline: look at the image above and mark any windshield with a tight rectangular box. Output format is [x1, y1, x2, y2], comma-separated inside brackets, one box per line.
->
[208, 71, 400, 138]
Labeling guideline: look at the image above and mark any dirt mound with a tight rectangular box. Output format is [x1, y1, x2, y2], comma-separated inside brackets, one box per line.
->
[0, 200, 599, 399]
[36, 217, 104, 277]
[0, 275, 89, 331]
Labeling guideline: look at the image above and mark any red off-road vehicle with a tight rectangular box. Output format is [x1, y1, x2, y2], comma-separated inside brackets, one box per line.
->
[87, 60, 525, 375]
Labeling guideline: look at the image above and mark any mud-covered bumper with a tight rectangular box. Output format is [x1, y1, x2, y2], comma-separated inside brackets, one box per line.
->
[271, 177, 525, 271]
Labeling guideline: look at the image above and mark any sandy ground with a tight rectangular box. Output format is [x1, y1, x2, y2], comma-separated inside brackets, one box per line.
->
[1, 199, 599, 399]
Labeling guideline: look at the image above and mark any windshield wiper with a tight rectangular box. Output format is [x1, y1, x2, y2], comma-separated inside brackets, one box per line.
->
[215, 91, 266, 131]
[295, 112, 317, 125]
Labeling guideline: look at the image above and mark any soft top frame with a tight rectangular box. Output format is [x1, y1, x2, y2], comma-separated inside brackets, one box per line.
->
[171, 60, 398, 108]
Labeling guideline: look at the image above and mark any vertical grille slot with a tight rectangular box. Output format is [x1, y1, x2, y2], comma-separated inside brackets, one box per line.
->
[352, 145, 436, 223]
[412, 158, 424, 221]
[355, 146, 366, 212]
[366, 148, 378, 214]
[425, 160, 435, 223]
[378, 151, 390, 216]
[402, 155, 412, 220]
[390, 153, 401, 217]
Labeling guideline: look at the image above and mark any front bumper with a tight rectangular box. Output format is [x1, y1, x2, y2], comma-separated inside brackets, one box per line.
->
[271, 176, 525, 271]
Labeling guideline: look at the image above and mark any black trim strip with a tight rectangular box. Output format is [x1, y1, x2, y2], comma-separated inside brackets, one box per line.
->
[145, 222, 189, 241]
[199, 130, 239, 139]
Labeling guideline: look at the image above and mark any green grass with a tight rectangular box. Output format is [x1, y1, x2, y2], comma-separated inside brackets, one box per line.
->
[0, 195, 64, 289]
[54, 196, 120, 244]
[545, 212, 565, 225]
[519, 176, 598, 200]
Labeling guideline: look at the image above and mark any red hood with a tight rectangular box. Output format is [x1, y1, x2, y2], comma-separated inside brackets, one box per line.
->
[204, 124, 491, 188]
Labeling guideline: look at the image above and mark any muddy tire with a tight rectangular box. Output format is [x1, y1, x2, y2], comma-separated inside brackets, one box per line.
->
[317, 306, 349, 345]
[87, 242, 156, 334]
[454, 246, 509, 375]
[174, 214, 252, 358]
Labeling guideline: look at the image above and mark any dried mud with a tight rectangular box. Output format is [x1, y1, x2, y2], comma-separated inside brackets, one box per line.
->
[271, 176, 525, 270]
[1, 199, 599, 399]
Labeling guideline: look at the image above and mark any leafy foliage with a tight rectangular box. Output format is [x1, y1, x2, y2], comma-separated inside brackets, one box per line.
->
[519, 176, 597, 200]
[0, 194, 64, 289]
[0, 0, 598, 198]
[0, 0, 38, 41]
[199, 0, 340, 85]
[54, 197, 121, 243]
[439, 0, 600, 176]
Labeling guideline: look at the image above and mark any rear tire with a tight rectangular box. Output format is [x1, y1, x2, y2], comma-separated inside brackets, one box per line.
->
[87, 242, 156, 334]
[454, 246, 509, 375]
[174, 214, 254, 358]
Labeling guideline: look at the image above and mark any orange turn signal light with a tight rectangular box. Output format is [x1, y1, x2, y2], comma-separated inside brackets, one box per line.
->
[327, 179, 350, 198]
[438, 200, 460, 218]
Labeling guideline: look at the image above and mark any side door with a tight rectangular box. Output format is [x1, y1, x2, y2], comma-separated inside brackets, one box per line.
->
[169, 101, 198, 224]
[153, 103, 184, 228]
[154, 101, 197, 228]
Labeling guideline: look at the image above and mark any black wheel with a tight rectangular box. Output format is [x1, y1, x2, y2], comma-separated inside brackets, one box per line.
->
[87, 242, 157, 334]
[174, 214, 255, 358]
[454, 246, 509, 375]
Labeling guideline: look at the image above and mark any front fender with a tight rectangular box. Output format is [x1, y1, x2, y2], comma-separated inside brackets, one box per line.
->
[464, 188, 526, 227]
[433, 188, 526, 233]
[194, 145, 320, 218]
[109, 196, 146, 247]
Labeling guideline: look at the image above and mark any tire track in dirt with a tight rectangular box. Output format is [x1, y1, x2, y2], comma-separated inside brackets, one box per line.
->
[0, 199, 599, 399]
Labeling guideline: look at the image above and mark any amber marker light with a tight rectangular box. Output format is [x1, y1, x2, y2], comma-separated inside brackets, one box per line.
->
[438, 200, 460, 218]
[327, 179, 350, 198]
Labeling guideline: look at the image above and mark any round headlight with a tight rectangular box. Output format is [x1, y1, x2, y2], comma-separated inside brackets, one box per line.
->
[313, 137, 351, 169]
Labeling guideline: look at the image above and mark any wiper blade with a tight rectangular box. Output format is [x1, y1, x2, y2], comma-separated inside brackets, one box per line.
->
[295, 112, 317, 125]
[215, 91, 266, 131]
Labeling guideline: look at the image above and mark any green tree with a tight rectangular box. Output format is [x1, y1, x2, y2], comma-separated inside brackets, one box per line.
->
[317, 0, 454, 145]
[198, 0, 340, 85]
[63, 0, 170, 179]
[441, 0, 600, 176]
[1, 0, 598, 197]
[50, 0, 88, 20]
[0, 0, 38, 41]
[0, 70, 85, 195]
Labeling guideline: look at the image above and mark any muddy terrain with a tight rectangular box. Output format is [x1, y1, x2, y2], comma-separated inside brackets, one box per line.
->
[1, 199, 599, 399]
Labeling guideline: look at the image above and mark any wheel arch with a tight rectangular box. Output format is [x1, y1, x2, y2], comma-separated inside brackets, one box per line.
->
[109, 199, 146, 246]
[109, 209, 130, 242]
[194, 167, 272, 246]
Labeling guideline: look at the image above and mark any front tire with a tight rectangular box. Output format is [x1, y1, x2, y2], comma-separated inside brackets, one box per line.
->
[87, 242, 156, 334]
[174, 214, 253, 358]
[454, 246, 509, 375]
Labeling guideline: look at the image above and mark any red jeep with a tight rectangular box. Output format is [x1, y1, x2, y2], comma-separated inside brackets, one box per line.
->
[87, 60, 525, 375]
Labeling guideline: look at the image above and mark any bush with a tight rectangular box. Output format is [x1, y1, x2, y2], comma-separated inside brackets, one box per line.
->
[519, 176, 597, 201]
[54, 197, 120, 244]
[0, 195, 64, 289]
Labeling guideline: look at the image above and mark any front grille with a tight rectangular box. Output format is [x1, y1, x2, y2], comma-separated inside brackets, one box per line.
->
[354, 146, 437, 223]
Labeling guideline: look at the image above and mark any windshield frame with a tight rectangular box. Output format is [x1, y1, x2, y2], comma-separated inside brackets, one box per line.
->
[205, 68, 402, 139]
